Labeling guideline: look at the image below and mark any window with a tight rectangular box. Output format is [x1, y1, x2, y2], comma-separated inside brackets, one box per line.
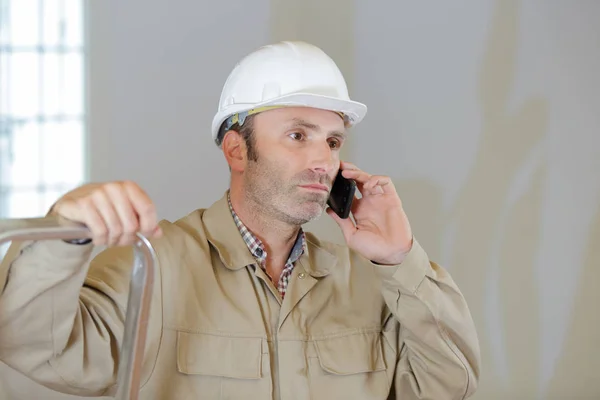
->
[0, 0, 87, 222]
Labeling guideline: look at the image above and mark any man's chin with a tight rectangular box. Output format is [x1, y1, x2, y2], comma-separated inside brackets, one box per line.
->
[300, 196, 328, 210]
[283, 201, 326, 225]
[300, 203, 327, 221]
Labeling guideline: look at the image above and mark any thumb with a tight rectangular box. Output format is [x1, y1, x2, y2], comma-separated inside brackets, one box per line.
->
[326, 207, 356, 241]
[50, 198, 82, 222]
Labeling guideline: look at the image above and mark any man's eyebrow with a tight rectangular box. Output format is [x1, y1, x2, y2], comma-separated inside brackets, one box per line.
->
[289, 118, 347, 139]
[289, 118, 319, 131]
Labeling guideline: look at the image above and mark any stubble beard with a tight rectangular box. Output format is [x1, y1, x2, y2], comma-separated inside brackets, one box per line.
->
[244, 158, 330, 227]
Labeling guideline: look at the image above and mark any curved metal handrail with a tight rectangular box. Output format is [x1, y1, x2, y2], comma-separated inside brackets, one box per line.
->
[0, 216, 157, 400]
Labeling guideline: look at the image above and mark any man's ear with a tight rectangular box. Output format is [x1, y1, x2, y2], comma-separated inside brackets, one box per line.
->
[222, 130, 246, 172]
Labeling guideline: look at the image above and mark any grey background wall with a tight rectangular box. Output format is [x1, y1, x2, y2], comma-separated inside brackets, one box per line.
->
[1, 0, 599, 399]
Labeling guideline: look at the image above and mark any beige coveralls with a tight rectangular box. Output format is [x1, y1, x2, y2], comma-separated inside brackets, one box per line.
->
[0, 192, 480, 399]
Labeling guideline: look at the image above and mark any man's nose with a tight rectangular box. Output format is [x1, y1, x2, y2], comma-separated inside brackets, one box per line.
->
[309, 142, 336, 175]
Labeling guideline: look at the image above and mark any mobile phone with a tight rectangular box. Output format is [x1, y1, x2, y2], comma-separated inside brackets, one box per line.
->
[327, 170, 356, 219]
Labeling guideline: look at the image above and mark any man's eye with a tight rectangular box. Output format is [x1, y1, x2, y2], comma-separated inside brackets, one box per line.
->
[328, 138, 341, 149]
[289, 132, 304, 141]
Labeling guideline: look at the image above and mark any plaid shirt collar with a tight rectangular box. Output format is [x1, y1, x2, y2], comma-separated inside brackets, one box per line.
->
[227, 192, 306, 298]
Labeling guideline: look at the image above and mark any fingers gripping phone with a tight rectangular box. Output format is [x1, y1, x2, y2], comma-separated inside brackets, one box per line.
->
[327, 170, 356, 219]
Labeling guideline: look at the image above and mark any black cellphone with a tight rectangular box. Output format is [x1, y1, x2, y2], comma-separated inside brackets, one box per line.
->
[327, 170, 356, 219]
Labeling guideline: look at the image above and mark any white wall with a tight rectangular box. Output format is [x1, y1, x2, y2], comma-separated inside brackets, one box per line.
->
[87, 0, 272, 220]
[1, 0, 599, 399]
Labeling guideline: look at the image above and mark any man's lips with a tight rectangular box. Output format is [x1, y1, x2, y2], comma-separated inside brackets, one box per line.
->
[299, 184, 330, 192]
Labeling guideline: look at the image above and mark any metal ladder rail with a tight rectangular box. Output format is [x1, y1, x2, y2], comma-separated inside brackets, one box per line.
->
[0, 216, 157, 400]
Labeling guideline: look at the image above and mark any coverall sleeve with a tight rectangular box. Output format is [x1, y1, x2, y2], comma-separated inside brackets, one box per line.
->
[0, 237, 163, 397]
[374, 239, 481, 400]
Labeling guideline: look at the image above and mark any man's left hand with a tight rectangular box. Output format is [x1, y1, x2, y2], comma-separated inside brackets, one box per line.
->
[326, 161, 413, 265]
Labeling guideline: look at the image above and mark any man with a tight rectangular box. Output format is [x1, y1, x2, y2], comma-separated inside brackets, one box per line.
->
[0, 41, 480, 399]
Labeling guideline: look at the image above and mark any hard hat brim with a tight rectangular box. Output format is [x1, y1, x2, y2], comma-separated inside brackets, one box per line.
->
[211, 92, 367, 144]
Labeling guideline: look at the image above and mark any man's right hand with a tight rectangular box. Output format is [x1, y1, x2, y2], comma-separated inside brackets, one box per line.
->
[49, 181, 163, 247]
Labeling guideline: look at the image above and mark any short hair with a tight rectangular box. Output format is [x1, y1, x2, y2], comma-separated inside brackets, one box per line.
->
[216, 114, 258, 161]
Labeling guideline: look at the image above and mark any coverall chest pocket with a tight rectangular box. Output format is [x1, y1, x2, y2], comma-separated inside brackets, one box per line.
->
[308, 331, 391, 400]
[176, 332, 271, 399]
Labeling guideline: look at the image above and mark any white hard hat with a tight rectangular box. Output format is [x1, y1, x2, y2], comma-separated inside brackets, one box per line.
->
[212, 41, 367, 146]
